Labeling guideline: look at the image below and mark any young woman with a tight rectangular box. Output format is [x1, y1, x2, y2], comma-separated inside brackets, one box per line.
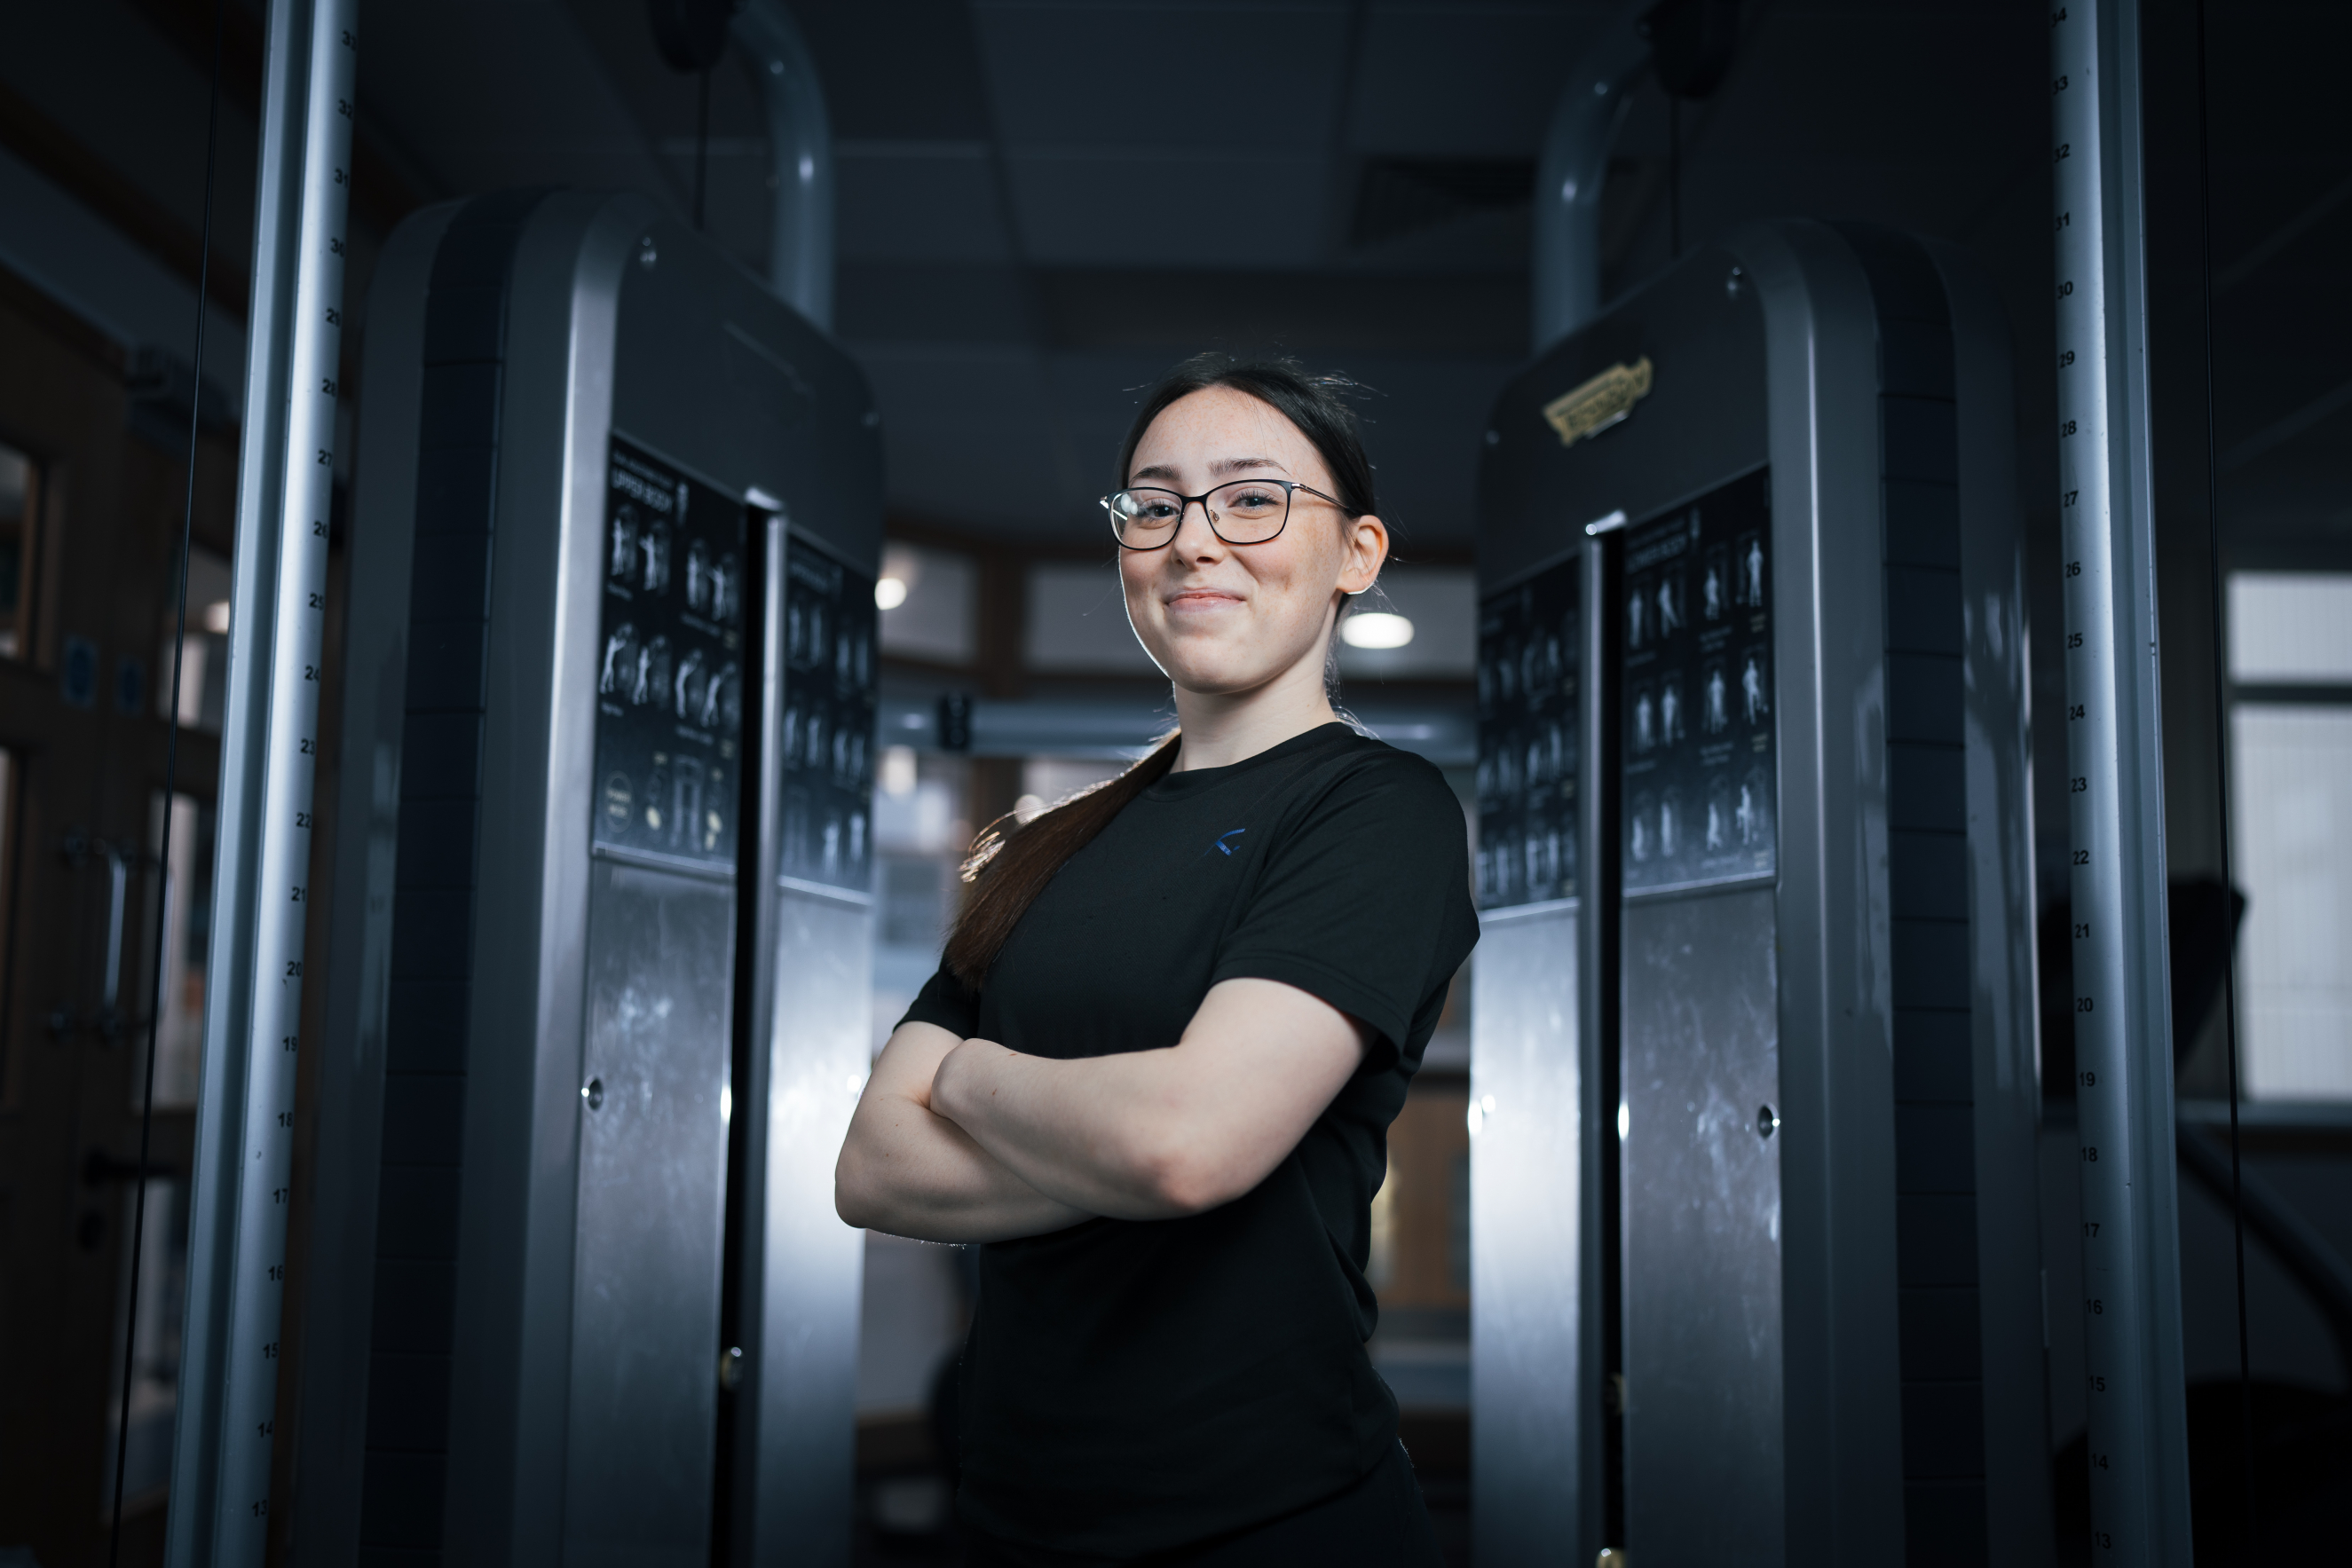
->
[836, 354, 1478, 1565]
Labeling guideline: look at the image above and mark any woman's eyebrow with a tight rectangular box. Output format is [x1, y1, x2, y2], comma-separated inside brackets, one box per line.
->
[1127, 455, 1289, 485]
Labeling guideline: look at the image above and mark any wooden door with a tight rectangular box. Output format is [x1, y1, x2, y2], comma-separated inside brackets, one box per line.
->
[0, 270, 236, 1566]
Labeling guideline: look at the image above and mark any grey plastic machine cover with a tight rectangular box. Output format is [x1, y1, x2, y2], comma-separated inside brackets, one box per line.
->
[1472, 221, 2048, 1568]
[296, 190, 881, 1566]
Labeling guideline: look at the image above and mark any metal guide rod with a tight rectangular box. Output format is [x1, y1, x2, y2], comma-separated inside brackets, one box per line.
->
[167, 0, 357, 1561]
[2049, 1, 2195, 1561]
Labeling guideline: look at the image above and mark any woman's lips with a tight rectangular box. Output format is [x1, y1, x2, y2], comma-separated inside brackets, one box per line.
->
[1165, 589, 1243, 613]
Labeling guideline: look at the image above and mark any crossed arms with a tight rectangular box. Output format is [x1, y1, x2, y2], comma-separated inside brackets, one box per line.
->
[834, 977, 1369, 1244]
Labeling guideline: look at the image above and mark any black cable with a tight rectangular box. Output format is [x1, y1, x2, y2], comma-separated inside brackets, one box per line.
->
[694, 67, 711, 232]
[108, 0, 225, 1558]
[2190, 0, 2257, 1550]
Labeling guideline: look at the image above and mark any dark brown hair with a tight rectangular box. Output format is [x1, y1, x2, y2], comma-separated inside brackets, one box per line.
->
[940, 353, 1379, 987]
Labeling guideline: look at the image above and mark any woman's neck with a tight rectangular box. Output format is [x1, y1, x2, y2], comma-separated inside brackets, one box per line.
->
[1168, 634, 1341, 772]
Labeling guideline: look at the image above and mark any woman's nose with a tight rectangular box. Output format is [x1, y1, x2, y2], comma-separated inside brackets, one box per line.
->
[1170, 498, 1224, 557]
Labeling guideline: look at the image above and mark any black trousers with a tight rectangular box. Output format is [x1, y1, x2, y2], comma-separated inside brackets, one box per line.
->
[960, 1442, 1446, 1568]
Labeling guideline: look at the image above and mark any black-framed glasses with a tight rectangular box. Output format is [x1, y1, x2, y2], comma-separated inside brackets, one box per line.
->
[1100, 478, 1346, 550]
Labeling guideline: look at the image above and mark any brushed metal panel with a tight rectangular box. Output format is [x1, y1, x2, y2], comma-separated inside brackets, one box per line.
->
[1621, 883, 1783, 1567]
[564, 859, 737, 1567]
[748, 885, 871, 1564]
[1470, 900, 1588, 1566]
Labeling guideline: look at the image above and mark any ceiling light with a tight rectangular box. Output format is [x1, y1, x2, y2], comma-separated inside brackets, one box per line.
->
[874, 577, 908, 610]
[1342, 611, 1414, 650]
[203, 599, 231, 634]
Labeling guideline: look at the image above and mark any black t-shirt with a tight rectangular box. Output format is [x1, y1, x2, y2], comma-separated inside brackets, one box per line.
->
[899, 722, 1479, 1561]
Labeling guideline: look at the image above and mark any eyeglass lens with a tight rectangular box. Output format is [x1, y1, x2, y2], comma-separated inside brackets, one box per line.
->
[1107, 481, 1290, 547]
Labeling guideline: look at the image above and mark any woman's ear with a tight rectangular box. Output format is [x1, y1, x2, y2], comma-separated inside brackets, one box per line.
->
[1337, 514, 1389, 595]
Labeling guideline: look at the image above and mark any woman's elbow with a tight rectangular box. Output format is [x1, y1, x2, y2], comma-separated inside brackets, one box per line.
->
[833, 1139, 883, 1230]
[834, 1183, 873, 1231]
[1134, 1136, 1253, 1217]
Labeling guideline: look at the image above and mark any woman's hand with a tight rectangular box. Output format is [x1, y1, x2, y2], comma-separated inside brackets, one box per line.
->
[834, 1021, 1093, 1244]
[927, 978, 1369, 1220]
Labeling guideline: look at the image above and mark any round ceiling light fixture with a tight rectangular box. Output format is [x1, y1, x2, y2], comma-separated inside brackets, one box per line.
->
[1341, 611, 1414, 650]
[874, 576, 909, 610]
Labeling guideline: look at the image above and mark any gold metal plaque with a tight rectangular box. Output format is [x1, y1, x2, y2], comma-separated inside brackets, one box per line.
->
[1541, 356, 1654, 448]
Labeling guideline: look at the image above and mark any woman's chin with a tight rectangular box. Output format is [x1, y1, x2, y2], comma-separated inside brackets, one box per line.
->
[1155, 651, 1300, 699]
[1143, 623, 1329, 700]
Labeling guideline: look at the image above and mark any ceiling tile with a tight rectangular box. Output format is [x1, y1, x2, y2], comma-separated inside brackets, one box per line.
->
[854, 345, 1072, 528]
[972, 1, 1352, 150]
[1005, 150, 1332, 266]
[793, 0, 998, 141]
[836, 145, 1015, 263]
[360, 1, 680, 202]
[1350, 4, 1605, 159]
[837, 264, 1032, 342]
[1031, 267, 1529, 351]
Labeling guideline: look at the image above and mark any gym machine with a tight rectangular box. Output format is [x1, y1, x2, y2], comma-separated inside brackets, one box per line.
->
[1472, 221, 2049, 1565]
[292, 191, 880, 1564]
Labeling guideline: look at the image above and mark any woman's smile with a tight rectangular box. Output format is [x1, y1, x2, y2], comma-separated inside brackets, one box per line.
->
[1164, 585, 1246, 616]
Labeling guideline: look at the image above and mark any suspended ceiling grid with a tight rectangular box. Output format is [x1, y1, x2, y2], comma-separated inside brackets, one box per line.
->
[1, 1, 2341, 557]
[340, 0, 2076, 553]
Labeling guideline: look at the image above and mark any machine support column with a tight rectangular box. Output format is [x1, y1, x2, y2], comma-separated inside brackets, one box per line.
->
[168, 1, 359, 1560]
[2048, 2, 2194, 1560]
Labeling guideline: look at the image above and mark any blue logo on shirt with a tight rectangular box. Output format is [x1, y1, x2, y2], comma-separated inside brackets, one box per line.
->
[1200, 828, 1247, 860]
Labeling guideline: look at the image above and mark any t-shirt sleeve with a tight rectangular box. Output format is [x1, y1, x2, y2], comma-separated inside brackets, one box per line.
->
[1209, 753, 1478, 1067]
[897, 959, 981, 1039]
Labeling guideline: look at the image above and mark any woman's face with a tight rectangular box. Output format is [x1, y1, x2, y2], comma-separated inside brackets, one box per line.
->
[1117, 386, 1387, 697]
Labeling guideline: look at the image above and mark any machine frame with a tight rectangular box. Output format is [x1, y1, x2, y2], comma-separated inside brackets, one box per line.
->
[296, 189, 880, 1566]
[1472, 218, 2048, 1566]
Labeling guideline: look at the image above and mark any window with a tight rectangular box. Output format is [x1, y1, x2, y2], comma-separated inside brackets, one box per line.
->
[100, 1176, 187, 1513]
[871, 746, 970, 1052]
[1026, 561, 1159, 674]
[0, 440, 39, 659]
[158, 546, 233, 735]
[2226, 572, 2352, 1099]
[875, 541, 976, 665]
[1336, 564, 1478, 681]
[1014, 756, 1123, 823]
[135, 790, 214, 1110]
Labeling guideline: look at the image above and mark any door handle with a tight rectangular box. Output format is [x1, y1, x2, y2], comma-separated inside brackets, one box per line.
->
[101, 841, 128, 1024]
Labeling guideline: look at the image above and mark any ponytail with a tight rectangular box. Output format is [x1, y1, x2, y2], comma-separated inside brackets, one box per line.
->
[943, 733, 1181, 988]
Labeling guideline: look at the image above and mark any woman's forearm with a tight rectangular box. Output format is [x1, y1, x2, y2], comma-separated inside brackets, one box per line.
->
[927, 979, 1369, 1220]
[835, 1022, 1093, 1243]
[929, 1042, 1201, 1219]
[837, 1098, 1091, 1242]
